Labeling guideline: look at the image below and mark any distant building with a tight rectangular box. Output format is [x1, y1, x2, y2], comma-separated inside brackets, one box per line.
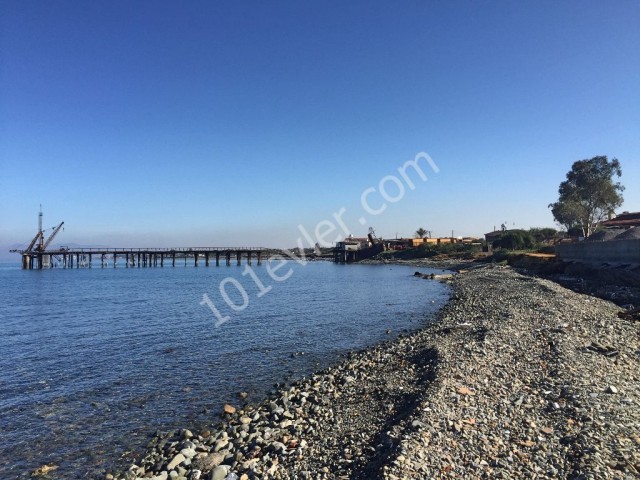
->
[599, 211, 640, 229]
[387, 236, 464, 250]
[387, 238, 413, 250]
[460, 237, 480, 244]
[410, 238, 425, 247]
[335, 236, 371, 252]
[333, 235, 382, 263]
[484, 230, 506, 244]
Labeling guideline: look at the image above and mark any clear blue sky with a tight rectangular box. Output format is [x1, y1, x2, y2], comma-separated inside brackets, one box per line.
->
[1, 1, 639, 252]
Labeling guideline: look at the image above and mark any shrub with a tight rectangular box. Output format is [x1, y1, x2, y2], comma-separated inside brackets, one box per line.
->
[492, 230, 534, 250]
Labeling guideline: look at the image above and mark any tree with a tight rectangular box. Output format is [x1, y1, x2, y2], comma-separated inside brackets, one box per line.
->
[415, 227, 428, 238]
[493, 230, 534, 250]
[549, 156, 624, 237]
[529, 227, 558, 244]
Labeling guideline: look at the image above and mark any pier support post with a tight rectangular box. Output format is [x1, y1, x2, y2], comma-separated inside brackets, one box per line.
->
[172, 253, 176, 267]
[194, 253, 198, 267]
[247, 252, 252, 265]
[113, 254, 117, 268]
[257, 252, 262, 265]
[205, 253, 209, 267]
[226, 252, 231, 266]
[160, 254, 164, 267]
[216, 252, 220, 266]
[89, 253, 92, 268]
[236, 251, 241, 266]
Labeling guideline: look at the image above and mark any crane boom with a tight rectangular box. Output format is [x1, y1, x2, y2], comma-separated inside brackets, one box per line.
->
[367, 226, 379, 245]
[25, 231, 43, 253]
[42, 222, 64, 251]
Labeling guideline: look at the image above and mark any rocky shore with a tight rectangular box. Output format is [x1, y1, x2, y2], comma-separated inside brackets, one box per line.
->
[113, 265, 639, 480]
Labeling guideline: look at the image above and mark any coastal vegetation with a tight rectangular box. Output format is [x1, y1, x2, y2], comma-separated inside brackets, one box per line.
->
[549, 156, 625, 237]
[379, 227, 563, 263]
[380, 242, 482, 261]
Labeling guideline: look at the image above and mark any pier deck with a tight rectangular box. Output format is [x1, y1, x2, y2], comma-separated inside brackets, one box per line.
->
[19, 247, 270, 269]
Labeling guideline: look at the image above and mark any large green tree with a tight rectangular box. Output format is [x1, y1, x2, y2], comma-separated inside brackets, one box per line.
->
[549, 156, 624, 237]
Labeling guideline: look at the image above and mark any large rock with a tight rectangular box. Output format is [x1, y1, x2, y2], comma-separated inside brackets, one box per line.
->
[166, 453, 186, 470]
[209, 465, 229, 480]
[191, 452, 225, 471]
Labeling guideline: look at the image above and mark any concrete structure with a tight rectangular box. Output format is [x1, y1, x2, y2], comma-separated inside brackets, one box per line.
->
[555, 238, 640, 264]
[333, 241, 382, 263]
[335, 240, 360, 252]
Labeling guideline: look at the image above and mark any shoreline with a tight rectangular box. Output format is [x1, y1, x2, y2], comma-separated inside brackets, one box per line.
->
[358, 257, 479, 272]
[113, 265, 639, 480]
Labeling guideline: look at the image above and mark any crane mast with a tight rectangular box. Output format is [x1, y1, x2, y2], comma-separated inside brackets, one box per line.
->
[37, 205, 44, 252]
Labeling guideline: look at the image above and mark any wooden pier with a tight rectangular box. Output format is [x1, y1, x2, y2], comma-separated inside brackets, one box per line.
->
[20, 247, 269, 270]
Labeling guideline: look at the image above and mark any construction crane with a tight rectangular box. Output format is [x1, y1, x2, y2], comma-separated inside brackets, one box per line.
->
[40, 221, 64, 251]
[10, 206, 46, 254]
[367, 227, 380, 245]
[19, 231, 43, 254]
[8, 207, 64, 263]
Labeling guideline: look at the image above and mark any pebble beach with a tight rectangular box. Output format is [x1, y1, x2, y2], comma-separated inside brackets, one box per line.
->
[112, 265, 640, 480]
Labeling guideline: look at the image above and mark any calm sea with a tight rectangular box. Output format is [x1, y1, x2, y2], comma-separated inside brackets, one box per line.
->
[0, 260, 449, 478]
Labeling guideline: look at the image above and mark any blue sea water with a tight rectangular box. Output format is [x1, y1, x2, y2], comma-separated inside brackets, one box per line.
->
[0, 260, 449, 478]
